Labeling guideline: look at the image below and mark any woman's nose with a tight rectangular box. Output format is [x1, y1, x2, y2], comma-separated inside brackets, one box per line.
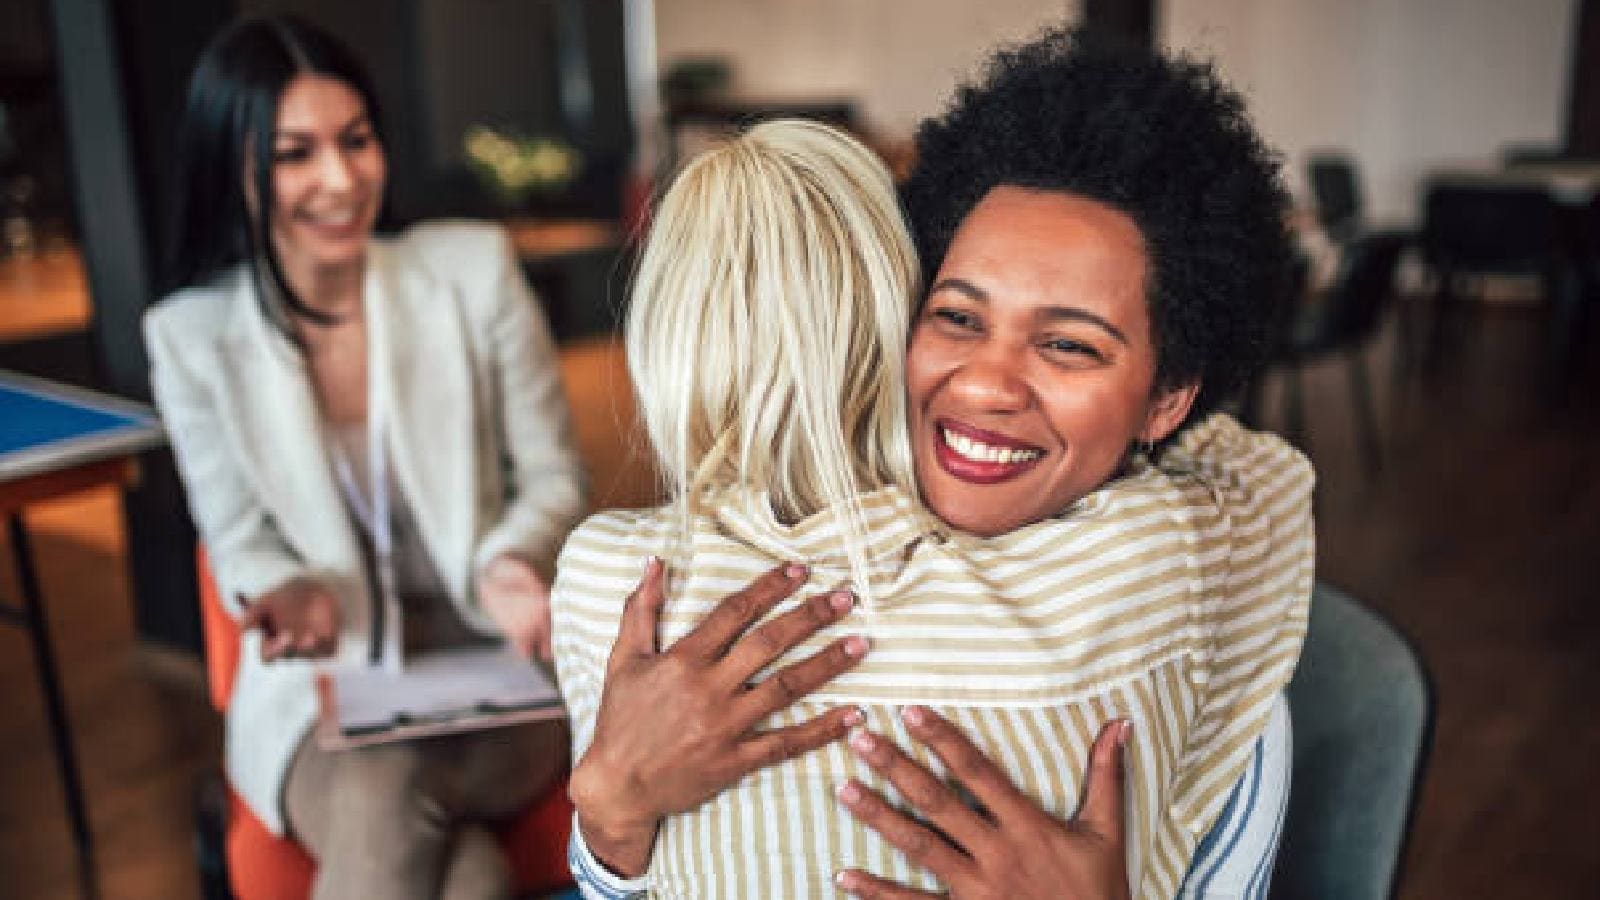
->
[948, 347, 1031, 412]
[316, 148, 356, 192]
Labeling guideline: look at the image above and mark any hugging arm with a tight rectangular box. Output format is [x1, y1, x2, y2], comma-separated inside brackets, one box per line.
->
[835, 707, 1133, 900]
[567, 694, 1289, 900]
[567, 558, 869, 879]
[835, 696, 1292, 899]
[569, 827, 647, 900]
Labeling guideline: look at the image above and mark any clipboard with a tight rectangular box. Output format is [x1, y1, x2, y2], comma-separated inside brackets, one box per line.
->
[315, 646, 567, 749]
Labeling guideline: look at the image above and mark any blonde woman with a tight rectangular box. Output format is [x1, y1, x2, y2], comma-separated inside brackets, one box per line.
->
[551, 113, 1312, 899]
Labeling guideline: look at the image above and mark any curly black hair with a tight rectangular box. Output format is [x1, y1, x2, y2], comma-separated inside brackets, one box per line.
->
[903, 27, 1293, 425]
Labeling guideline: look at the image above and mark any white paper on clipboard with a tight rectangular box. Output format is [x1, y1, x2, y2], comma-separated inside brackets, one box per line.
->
[319, 646, 566, 747]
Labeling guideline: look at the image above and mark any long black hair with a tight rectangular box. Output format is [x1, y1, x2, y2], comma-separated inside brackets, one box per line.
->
[163, 14, 391, 331]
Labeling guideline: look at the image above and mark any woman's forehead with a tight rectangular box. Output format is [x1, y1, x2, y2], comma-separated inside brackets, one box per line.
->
[274, 74, 367, 134]
[934, 186, 1151, 331]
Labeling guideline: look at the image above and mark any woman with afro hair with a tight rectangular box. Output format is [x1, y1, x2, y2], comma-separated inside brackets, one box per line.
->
[838, 27, 1306, 900]
[564, 27, 1310, 900]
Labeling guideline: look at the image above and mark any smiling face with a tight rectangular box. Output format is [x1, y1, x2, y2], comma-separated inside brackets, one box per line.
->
[263, 73, 386, 280]
[906, 186, 1198, 537]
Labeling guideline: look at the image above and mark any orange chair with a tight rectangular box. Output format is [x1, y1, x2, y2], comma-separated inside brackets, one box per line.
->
[197, 548, 575, 899]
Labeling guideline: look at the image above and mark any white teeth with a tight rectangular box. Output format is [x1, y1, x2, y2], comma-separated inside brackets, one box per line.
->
[941, 427, 1040, 465]
[309, 209, 357, 226]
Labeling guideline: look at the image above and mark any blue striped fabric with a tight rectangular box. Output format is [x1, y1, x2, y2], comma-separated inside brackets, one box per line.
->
[570, 814, 648, 900]
[1179, 694, 1292, 899]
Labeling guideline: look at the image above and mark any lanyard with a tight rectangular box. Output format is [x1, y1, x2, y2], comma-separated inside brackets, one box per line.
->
[332, 395, 404, 674]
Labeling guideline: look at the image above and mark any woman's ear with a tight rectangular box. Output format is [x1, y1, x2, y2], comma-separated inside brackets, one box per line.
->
[1141, 381, 1200, 444]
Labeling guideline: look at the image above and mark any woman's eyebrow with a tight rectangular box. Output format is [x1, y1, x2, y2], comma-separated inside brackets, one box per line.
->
[1038, 306, 1129, 345]
[932, 277, 1129, 345]
[929, 277, 987, 301]
[272, 113, 371, 141]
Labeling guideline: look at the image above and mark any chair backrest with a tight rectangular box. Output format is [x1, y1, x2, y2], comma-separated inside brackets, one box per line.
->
[196, 546, 239, 713]
[1308, 231, 1409, 350]
[1582, 192, 1600, 258]
[1499, 142, 1563, 167]
[1420, 180, 1562, 274]
[1308, 153, 1364, 242]
[1271, 583, 1433, 900]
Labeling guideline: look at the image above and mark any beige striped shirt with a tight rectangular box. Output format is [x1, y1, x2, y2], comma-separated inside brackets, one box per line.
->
[551, 414, 1314, 899]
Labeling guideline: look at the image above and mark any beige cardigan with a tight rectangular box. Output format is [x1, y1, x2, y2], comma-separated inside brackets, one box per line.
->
[144, 220, 587, 833]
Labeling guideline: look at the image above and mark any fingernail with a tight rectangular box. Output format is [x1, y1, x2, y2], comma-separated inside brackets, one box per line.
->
[642, 555, 660, 574]
[900, 705, 927, 727]
[842, 706, 865, 727]
[834, 870, 859, 891]
[785, 563, 808, 581]
[848, 727, 876, 754]
[829, 590, 855, 613]
[836, 780, 863, 804]
[843, 635, 870, 658]
[1118, 719, 1133, 747]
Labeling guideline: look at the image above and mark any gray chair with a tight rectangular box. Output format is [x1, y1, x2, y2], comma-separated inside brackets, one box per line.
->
[1271, 583, 1434, 900]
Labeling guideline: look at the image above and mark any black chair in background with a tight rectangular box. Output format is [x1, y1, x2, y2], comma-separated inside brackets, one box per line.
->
[1499, 142, 1565, 168]
[1416, 181, 1574, 380]
[1308, 152, 1366, 244]
[1247, 232, 1408, 475]
[1560, 193, 1600, 385]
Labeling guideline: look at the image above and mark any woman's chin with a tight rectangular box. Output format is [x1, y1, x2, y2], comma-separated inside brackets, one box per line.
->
[297, 242, 370, 274]
[918, 459, 1047, 537]
[276, 222, 375, 274]
[925, 498, 1024, 539]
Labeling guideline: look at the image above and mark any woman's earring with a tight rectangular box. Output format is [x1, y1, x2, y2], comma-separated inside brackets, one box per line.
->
[1137, 438, 1157, 460]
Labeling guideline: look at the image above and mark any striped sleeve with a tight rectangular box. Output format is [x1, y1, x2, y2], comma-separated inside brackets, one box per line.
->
[552, 511, 667, 898]
[1178, 693, 1292, 899]
[549, 510, 655, 761]
[570, 812, 651, 900]
[1167, 415, 1314, 837]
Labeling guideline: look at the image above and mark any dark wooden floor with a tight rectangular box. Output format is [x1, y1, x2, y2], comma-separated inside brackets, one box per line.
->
[1295, 301, 1600, 898]
[0, 491, 222, 900]
[2, 306, 1597, 899]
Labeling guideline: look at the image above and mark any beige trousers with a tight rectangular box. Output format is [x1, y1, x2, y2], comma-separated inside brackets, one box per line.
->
[284, 720, 569, 900]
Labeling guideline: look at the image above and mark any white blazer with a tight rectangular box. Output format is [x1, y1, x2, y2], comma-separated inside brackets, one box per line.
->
[144, 220, 588, 833]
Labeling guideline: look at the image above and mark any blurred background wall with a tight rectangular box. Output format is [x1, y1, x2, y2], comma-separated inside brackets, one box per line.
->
[654, 0, 1080, 137]
[1162, 0, 1577, 224]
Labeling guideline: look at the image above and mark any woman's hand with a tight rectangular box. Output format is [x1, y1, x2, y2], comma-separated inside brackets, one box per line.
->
[570, 558, 871, 877]
[479, 553, 554, 660]
[835, 706, 1132, 900]
[239, 577, 341, 662]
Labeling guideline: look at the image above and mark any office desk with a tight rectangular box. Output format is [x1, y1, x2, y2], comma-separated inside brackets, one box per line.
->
[1, 372, 163, 873]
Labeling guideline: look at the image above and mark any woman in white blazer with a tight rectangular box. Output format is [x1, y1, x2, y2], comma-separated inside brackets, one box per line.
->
[144, 17, 586, 899]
